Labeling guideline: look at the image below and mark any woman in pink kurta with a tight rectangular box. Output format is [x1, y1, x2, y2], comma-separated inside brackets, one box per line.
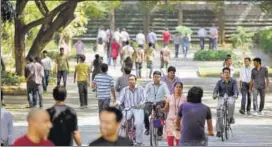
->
[161, 82, 186, 146]
[111, 39, 119, 68]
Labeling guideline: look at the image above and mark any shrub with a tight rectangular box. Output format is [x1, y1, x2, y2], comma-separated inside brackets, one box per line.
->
[194, 50, 233, 61]
[229, 26, 254, 48]
[259, 28, 272, 54]
[1, 72, 24, 86]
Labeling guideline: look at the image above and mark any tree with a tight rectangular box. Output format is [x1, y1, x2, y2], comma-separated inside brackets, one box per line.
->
[103, 1, 121, 32]
[259, 1, 272, 13]
[14, 0, 105, 76]
[137, 0, 159, 36]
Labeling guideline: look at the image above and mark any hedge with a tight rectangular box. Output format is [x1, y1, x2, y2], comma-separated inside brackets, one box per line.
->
[193, 50, 233, 61]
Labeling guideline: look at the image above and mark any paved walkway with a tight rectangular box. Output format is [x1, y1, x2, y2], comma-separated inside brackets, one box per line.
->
[3, 46, 272, 146]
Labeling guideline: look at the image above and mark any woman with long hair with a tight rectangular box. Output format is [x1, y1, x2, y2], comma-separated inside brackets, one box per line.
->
[90, 54, 102, 81]
[161, 82, 186, 146]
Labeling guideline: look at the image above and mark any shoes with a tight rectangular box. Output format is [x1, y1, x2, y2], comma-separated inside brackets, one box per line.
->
[216, 132, 222, 138]
[239, 110, 245, 115]
[84, 105, 88, 108]
[247, 111, 251, 115]
[79, 106, 84, 109]
[258, 111, 264, 116]
[229, 117, 235, 124]
[144, 129, 149, 135]
[253, 112, 258, 116]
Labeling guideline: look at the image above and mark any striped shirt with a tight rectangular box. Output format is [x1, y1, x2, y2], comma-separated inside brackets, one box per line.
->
[117, 85, 146, 109]
[93, 73, 114, 99]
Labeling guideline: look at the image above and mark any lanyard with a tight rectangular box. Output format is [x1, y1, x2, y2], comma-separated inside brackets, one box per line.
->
[153, 84, 160, 100]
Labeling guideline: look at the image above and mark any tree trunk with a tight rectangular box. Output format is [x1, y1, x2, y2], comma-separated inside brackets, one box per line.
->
[217, 7, 225, 45]
[14, 18, 26, 76]
[143, 12, 150, 36]
[109, 8, 115, 31]
[178, 4, 183, 25]
[1, 56, 6, 72]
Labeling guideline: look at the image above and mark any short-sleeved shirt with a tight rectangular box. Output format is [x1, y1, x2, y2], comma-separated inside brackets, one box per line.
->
[56, 55, 69, 71]
[93, 73, 114, 99]
[13, 135, 54, 146]
[89, 136, 132, 146]
[75, 63, 90, 82]
[145, 81, 170, 102]
[162, 31, 171, 43]
[178, 102, 212, 142]
[251, 66, 269, 89]
[161, 76, 181, 94]
[47, 105, 78, 146]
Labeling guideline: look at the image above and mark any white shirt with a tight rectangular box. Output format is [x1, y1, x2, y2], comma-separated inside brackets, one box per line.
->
[122, 45, 134, 59]
[198, 28, 207, 37]
[136, 33, 145, 45]
[97, 29, 107, 42]
[121, 31, 130, 42]
[41, 57, 52, 71]
[239, 66, 252, 83]
[114, 31, 121, 42]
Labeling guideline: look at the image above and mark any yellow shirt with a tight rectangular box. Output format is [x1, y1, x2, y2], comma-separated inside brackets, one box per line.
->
[75, 63, 90, 82]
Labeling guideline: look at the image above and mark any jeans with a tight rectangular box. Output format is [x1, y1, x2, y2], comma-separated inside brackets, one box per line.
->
[135, 62, 143, 78]
[211, 38, 217, 50]
[42, 70, 50, 91]
[199, 37, 205, 50]
[146, 61, 153, 78]
[179, 137, 208, 146]
[120, 109, 145, 144]
[174, 44, 179, 58]
[253, 88, 266, 112]
[209, 38, 212, 50]
[182, 45, 189, 58]
[107, 42, 111, 65]
[27, 82, 43, 107]
[216, 96, 235, 132]
[57, 70, 68, 88]
[98, 99, 111, 113]
[240, 82, 251, 112]
[78, 81, 88, 107]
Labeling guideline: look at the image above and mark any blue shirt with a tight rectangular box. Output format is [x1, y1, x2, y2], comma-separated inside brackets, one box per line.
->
[1, 108, 13, 145]
[93, 73, 114, 99]
[147, 32, 157, 44]
[173, 35, 180, 45]
[145, 81, 170, 102]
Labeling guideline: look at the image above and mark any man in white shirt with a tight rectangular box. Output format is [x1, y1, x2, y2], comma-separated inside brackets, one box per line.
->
[209, 24, 218, 50]
[121, 41, 134, 61]
[239, 57, 252, 115]
[41, 51, 52, 92]
[136, 30, 145, 48]
[97, 26, 107, 43]
[114, 28, 121, 44]
[74, 39, 85, 63]
[121, 28, 130, 46]
[198, 26, 207, 50]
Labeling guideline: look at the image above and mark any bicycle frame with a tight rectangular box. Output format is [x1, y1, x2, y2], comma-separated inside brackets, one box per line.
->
[220, 95, 232, 142]
[119, 107, 136, 144]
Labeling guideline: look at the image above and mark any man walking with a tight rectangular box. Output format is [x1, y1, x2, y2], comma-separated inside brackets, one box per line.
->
[47, 86, 82, 146]
[74, 39, 85, 63]
[74, 55, 90, 108]
[135, 46, 144, 79]
[41, 51, 52, 92]
[161, 66, 181, 94]
[121, 28, 130, 47]
[198, 26, 207, 50]
[144, 71, 169, 137]
[147, 29, 157, 49]
[250, 58, 269, 116]
[136, 30, 145, 48]
[1, 92, 14, 146]
[56, 47, 69, 88]
[160, 45, 171, 71]
[92, 63, 116, 113]
[25, 56, 36, 108]
[239, 57, 252, 115]
[13, 108, 54, 146]
[145, 44, 156, 79]
[34, 56, 45, 108]
[89, 107, 132, 146]
[162, 28, 171, 47]
[173, 33, 180, 58]
[209, 24, 218, 50]
[116, 74, 146, 146]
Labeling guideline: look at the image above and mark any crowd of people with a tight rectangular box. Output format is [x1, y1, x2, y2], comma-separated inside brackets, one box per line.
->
[0, 25, 270, 146]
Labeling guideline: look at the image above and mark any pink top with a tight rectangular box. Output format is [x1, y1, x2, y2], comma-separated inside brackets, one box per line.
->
[166, 94, 186, 120]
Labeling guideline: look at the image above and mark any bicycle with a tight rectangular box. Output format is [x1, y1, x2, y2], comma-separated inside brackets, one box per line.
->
[146, 101, 166, 146]
[215, 94, 233, 142]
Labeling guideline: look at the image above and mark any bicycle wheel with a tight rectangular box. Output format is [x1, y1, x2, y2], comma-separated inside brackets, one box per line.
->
[221, 109, 226, 142]
[149, 119, 158, 146]
[224, 111, 229, 140]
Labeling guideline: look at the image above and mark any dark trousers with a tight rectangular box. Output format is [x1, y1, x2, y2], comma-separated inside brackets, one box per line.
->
[144, 104, 163, 136]
[98, 99, 111, 113]
[107, 42, 111, 65]
[57, 70, 68, 88]
[78, 81, 88, 106]
[174, 44, 179, 58]
[147, 61, 153, 78]
[27, 82, 43, 107]
[209, 38, 212, 50]
[148, 43, 156, 49]
[199, 37, 205, 50]
[240, 82, 251, 112]
[135, 62, 143, 78]
[253, 88, 266, 112]
[42, 70, 50, 91]
[160, 60, 168, 69]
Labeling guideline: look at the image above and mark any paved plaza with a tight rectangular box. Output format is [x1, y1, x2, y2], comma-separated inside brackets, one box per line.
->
[3, 48, 272, 146]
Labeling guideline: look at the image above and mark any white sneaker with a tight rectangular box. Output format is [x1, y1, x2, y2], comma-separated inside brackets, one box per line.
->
[253, 112, 258, 116]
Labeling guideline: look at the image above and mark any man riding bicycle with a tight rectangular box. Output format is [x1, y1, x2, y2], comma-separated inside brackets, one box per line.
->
[213, 67, 239, 138]
[144, 71, 170, 137]
[115, 74, 146, 146]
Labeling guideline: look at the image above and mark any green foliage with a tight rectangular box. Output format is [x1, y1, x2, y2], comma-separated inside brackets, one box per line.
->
[259, 1, 272, 14]
[137, 0, 159, 14]
[229, 26, 254, 48]
[1, 72, 24, 86]
[194, 50, 233, 61]
[259, 28, 272, 54]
